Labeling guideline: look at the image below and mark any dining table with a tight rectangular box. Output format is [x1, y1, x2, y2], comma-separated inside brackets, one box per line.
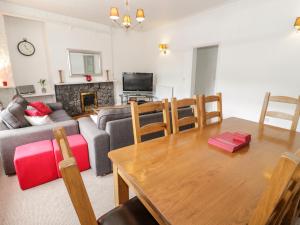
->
[108, 117, 300, 225]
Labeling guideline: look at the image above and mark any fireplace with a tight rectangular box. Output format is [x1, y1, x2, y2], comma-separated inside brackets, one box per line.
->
[80, 91, 98, 113]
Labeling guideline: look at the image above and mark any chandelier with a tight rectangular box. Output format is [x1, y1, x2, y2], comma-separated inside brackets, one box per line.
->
[109, 0, 145, 30]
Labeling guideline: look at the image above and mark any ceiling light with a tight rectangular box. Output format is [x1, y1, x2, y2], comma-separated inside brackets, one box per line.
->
[136, 9, 145, 23]
[123, 15, 132, 28]
[109, 0, 145, 30]
[294, 17, 300, 30]
[110, 7, 120, 20]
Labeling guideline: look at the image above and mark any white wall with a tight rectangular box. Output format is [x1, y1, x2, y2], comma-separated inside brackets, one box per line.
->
[112, 29, 154, 103]
[4, 16, 49, 93]
[45, 22, 112, 85]
[143, 0, 300, 130]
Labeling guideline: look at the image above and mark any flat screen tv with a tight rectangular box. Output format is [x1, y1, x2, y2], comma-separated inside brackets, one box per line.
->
[122, 73, 153, 93]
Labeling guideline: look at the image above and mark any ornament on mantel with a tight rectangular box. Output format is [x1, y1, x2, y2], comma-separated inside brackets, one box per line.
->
[58, 70, 64, 83]
[38, 79, 47, 93]
[85, 75, 92, 82]
[2, 81, 8, 87]
[105, 70, 110, 81]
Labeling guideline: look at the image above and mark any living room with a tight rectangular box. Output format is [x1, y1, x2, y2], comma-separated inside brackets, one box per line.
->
[1, 0, 300, 224]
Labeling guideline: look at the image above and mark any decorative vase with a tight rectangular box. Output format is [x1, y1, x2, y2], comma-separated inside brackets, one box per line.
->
[42, 87, 47, 93]
[106, 70, 110, 81]
[2, 81, 7, 87]
[85, 75, 92, 82]
[59, 70, 64, 83]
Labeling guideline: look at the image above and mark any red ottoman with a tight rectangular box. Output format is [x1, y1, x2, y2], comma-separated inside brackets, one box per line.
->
[14, 140, 58, 190]
[52, 134, 90, 177]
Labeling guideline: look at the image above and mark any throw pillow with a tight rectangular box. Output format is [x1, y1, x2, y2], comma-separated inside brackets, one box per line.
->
[24, 115, 54, 126]
[24, 109, 44, 117]
[29, 102, 53, 115]
[12, 94, 29, 110]
[0, 102, 29, 129]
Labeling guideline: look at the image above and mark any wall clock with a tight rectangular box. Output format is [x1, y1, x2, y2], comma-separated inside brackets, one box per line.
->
[17, 39, 35, 56]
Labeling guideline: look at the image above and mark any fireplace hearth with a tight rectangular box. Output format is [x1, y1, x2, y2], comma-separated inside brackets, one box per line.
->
[80, 91, 98, 113]
[55, 82, 114, 116]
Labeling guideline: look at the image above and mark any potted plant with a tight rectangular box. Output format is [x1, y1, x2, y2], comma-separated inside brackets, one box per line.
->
[38, 79, 47, 93]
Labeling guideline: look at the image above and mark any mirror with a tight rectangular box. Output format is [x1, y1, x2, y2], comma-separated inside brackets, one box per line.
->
[68, 49, 102, 76]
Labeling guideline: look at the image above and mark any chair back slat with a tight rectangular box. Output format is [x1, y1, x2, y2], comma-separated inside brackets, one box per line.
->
[259, 92, 300, 132]
[131, 99, 171, 144]
[138, 102, 164, 114]
[266, 111, 294, 121]
[171, 96, 200, 134]
[140, 122, 167, 136]
[269, 96, 299, 104]
[176, 98, 197, 108]
[178, 116, 197, 127]
[249, 152, 300, 225]
[53, 128, 98, 225]
[200, 92, 223, 127]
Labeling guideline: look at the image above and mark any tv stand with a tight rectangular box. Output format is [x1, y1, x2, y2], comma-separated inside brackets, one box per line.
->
[120, 93, 154, 104]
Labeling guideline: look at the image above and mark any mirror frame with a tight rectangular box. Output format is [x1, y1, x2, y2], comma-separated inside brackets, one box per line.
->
[67, 49, 103, 77]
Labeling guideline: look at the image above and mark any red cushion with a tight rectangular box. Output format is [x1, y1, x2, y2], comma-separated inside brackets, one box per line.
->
[24, 109, 44, 116]
[14, 140, 58, 190]
[52, 134, 90, 177]
[29, 102, 52, 115]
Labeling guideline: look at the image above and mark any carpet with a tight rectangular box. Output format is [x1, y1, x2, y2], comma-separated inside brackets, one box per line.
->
[0, 166, 115, 225]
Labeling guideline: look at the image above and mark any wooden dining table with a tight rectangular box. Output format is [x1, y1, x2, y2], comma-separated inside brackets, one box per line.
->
[108, 117, 300, 225]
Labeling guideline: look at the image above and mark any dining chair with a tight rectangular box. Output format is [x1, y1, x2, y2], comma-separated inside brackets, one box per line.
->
[171, 96, 201, 134]
[131, 99, 171, 144]
[248, 152, 300, 225]
[259, 92, 300, 132]
[199, 92, 223, 127]
[53, 127, 158, 225]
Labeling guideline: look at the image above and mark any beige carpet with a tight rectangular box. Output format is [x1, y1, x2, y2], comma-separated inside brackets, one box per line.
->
[0, 165, 115, 225]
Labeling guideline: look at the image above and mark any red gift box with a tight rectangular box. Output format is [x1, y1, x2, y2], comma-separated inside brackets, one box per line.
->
[208, 132, 251, 153]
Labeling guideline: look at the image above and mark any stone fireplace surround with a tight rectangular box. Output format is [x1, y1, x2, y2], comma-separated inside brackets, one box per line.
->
[55, 81, 114, 116]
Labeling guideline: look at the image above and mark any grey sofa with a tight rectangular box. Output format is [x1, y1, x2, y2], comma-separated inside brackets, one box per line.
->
[78, 106, 193, 176]
[0, 102, 79, 175]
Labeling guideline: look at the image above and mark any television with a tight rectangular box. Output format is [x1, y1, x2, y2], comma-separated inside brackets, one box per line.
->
[122, 73, 153, 93]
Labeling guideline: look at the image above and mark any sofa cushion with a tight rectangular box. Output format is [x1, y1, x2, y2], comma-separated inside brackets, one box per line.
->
[29, 102, 53, 115]
[0, 102, 29, 129]
[49, 110, 72, 122]
[97, 106, 131, 130]
[12, 95, 29, 110]
[25, 109, 44, 116]
[25, 115, 54, 126]
[0, 119, 8, 131]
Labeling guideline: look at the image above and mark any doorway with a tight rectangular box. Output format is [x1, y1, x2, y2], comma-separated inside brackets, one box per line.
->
[192, 45, 219, 96]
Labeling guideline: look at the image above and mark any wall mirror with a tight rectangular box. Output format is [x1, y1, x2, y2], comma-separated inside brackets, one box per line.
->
[68, 49, 102, 76]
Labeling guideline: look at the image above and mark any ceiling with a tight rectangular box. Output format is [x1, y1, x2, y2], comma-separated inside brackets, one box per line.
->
[3, 0, 233, 29]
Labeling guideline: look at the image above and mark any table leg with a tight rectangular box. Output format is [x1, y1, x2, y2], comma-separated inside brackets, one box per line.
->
[113, 164, 129, 206]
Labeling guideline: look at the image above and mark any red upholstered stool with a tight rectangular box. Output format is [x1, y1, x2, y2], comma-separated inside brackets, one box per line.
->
[14, 140, 58, 190]
[52, 134, 90, 177]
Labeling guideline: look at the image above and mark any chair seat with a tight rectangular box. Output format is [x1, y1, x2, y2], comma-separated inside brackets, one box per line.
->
[97, 197, 159, 225]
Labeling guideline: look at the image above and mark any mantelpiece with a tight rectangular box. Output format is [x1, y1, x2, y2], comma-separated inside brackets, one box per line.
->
[55, 80, 116, 86]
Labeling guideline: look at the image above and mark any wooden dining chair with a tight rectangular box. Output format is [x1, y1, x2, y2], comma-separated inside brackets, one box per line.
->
[199, 92, 223, 127]
[259, 92, 300, 132]
[53, 127, 158, 225]
[248, 152, 300, 225]
[171, 96, 201, 134]
[131, 99, 171, 144]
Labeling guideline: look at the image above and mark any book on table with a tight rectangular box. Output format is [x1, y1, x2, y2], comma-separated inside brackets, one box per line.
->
[208, 132, 251, 153]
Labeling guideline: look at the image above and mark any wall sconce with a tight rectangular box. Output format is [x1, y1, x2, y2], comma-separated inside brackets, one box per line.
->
[159, 43, 168, 55]
[294, 17, 300, 30]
